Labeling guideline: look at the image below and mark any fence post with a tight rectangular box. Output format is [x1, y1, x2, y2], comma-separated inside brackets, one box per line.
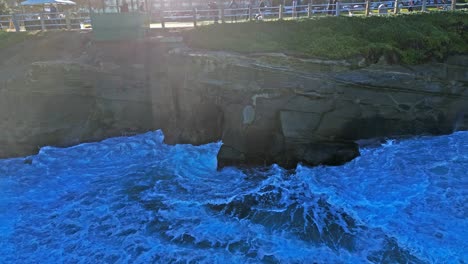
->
[307, 3, 311, 18]
[193, 8, 197, 27]
[335, 1, 340, 16]
[451, 0, 456, 10]
[248, 5, 253, 21]
[365, 0, 370, 16]
[421, 0, 427, 11]
[279, 4, 283, 20]
[221, 7, 225, 23]
[393, 0, 400, 14]
[40, 13, 46, 31]
[66, 10, 71, 30]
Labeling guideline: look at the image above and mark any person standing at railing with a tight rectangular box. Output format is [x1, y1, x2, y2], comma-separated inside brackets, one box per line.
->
[229, 0, 239, 22]
[139, 2, 145, 12]
[48, 5, 58, 29]
[257, 0, 266, 20]
[121, 0, 129, 13]
[327, 0, 335, 15]
[208, 1, 219, 24]
[408, 0, 414, 11]
[438, 0, 447, 9]
[50, 5, 57, 18]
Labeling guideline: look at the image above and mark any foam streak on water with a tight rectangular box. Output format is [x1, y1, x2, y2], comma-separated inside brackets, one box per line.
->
[0, 130, 467, 263]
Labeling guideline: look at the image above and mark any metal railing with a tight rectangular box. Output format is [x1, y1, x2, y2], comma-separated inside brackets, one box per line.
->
[152, 0, 462, 28]
[1, 0, 464, 32]
[0, 14, 12, 29]
[0, 11, 90, 31]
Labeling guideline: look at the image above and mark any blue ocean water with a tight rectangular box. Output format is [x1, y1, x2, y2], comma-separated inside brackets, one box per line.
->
[0, 130, 466, 263]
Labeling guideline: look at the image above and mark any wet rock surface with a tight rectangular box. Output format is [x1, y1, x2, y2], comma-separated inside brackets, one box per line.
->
[1, 31, 467, 168]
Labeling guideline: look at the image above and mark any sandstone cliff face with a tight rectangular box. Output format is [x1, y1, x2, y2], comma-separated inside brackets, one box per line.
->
[0, 33, 156, 158]
[156, 50, 468, 168]
[1, 32, 467, 168]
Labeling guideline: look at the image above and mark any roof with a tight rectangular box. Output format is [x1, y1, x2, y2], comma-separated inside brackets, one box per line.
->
[21, 0, 76, 5]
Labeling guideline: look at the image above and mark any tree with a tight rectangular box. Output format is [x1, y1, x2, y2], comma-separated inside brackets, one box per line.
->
[0, 0, 11, 14]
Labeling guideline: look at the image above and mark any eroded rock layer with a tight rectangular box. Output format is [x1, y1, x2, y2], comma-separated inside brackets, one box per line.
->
[0, 32, 467, 168]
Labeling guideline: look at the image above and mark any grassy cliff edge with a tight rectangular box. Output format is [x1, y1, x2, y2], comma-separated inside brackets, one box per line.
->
[0, 31, 38, 49]
[185, 12, 468, 64]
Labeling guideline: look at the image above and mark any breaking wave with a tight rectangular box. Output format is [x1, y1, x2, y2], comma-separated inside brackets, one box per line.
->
[0, 130, 466, 263]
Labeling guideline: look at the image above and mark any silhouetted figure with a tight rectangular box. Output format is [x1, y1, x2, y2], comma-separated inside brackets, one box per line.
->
[259, 0, 266, 18]
[229, 0, 239, 22]
[327, 0, 335, 15]
[50, 5, 57, 18]
[208, 1, 219, 24]
[121, 0, 129, 12]
[408, 0, 414, 12]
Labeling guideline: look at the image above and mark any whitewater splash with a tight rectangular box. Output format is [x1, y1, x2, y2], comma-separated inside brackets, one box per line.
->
[0, 130, 466, 263]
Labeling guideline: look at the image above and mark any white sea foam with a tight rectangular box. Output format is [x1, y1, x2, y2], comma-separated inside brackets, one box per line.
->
[0, 130, 466, 263]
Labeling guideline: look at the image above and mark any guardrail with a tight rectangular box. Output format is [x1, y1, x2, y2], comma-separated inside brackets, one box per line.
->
[152, 0, 461, 28]
[1, 0, 464, 32]
[0, 14, 12, 29]
[0, 11, 90, 31]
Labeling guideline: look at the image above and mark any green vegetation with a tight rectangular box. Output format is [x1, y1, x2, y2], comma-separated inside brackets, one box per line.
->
[0, 31, 38, 49]
[185, 11, 468, 64]
[0, 0, 11, 15]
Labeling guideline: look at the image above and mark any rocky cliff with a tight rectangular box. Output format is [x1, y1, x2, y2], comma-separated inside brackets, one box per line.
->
[1, 32, 467, 168]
